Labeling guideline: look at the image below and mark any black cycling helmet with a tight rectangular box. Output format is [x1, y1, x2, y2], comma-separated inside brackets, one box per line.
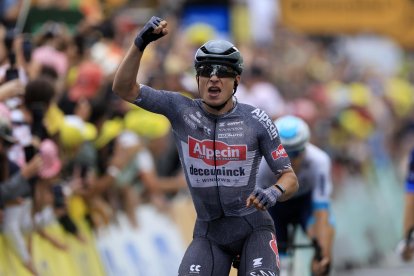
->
[194, 40, 243, 75]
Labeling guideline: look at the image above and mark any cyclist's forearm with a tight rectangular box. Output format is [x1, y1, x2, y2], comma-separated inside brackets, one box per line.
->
[112, 44, 142, 103]
[403, 193, 414, 236]
[313, 211, 334, 258]
[275, 170, 298, 201]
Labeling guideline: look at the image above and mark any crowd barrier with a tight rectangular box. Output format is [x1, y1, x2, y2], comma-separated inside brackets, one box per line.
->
[0, 198, 189, 276]
[0, 221, 104, 276]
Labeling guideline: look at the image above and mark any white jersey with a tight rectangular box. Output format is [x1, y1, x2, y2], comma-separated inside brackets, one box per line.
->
[258, 143, 332, 206]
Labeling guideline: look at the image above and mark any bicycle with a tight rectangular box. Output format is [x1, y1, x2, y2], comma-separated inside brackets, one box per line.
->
[280, 222, 330, 276]
[279, 239, 327, 276]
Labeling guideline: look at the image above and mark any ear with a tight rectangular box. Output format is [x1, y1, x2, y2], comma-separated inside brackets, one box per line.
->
[235, 75, 241, 85]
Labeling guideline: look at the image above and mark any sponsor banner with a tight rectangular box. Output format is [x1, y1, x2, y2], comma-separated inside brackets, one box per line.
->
[0, 235, 10, 276]
[68, 230, 105, 276]
[280, 0, 406, 34]
[181, 4, 231, 40]
[96, 206, 185, 276]
[32, 223, 78, 276]
[381, 1, 414, 49]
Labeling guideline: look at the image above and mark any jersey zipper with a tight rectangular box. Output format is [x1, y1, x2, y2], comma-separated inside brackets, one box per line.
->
[213, 118, 224, 217]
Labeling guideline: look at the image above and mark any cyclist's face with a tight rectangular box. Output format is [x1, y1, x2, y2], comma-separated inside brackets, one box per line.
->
[196, 64, 240, 112]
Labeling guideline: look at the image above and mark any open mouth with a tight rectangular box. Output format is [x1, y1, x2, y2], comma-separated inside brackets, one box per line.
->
[208, 86, 221, 96]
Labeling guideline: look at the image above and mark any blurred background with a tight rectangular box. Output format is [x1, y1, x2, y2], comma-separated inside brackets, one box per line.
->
[0, 0, 414, 275]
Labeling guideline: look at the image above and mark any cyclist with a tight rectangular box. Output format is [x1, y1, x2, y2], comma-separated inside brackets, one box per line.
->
[258, 115, 335, 276]
[112, 16, 298, 276]
[397, 147, 414, 261]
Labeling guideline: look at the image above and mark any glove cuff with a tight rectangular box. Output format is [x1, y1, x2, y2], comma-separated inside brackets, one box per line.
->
[270, 186, 282, 202]
[134, 36, 148, 52]
[263, 186, 282, 208]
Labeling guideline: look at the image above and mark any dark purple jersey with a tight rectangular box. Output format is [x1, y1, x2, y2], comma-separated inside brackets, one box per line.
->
[134, 85, 291, 221]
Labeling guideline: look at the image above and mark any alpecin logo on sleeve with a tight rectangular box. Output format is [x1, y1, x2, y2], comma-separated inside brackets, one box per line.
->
[251, 108, 278, 140]
[271, 144, 288, 160]
[188, 136, 247, 166]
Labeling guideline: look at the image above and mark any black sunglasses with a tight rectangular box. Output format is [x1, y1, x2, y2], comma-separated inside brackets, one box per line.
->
[196, 65, 238, 78]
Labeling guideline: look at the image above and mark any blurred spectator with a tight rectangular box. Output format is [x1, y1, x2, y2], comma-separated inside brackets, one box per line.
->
[245, 0, 277, 46]
[0, 117, 36, 208]
[31, 22, 69, 79]
[0, 0, 23, 28]
[0, 117, 42, 275]
[0, 23, 29, 87]
[23, 77, 56, 140]
[89, 19, 124, 78]
[123, 108, 186, 190]
[32, 139, 71, 252]
[237, 64, 286, 120]
[68, 61, 104, 102]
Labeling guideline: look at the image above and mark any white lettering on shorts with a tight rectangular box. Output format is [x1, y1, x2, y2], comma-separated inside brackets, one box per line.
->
[249, 271, 276, 276]
[189, 264, 201, 273]
[253, 258, 263, 268]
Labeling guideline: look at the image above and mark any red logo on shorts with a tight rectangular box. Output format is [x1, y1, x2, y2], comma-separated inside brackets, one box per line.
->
[269, 233, 280, 268]
[271, 144, 288, 160]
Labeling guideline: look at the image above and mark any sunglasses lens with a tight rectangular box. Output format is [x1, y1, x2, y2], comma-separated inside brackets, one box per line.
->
[197, 65, 237, 78]
[197, 66, 212, 77]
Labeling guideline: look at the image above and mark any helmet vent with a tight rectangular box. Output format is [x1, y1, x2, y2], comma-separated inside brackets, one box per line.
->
[201, 46, 237, 55]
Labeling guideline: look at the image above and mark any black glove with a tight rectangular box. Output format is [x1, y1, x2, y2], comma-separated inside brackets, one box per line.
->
[134, 16, 165, 51]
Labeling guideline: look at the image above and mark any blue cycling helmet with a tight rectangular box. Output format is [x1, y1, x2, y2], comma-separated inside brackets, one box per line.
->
[194, 40, 243, 74]
[274, 115, 310, 153]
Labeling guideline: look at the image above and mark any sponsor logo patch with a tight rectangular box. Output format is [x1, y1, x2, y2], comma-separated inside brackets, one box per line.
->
[251, 108, 278, 140]
[271, 144, 288, 160]
[183, 114, 197, 130]
[218, 133, 243, 138]
[227, 120, 243, 126]
[188, 136, 247, 166]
